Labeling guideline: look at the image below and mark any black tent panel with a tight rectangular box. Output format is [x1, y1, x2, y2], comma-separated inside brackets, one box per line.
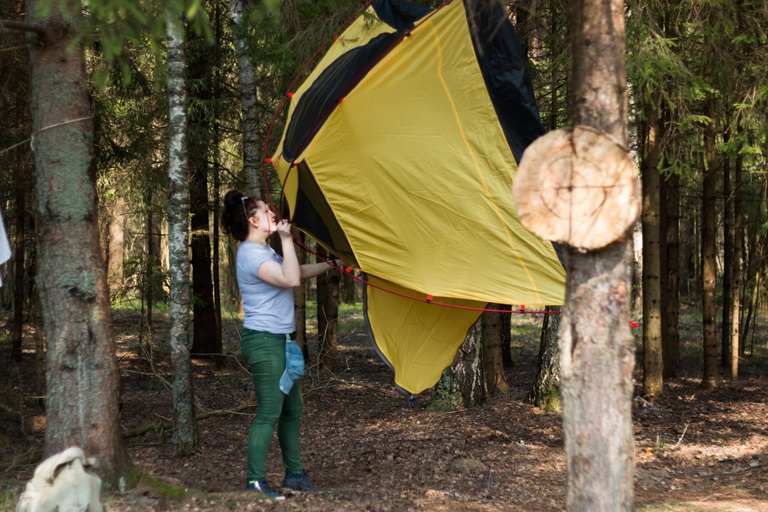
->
[465, 0, 546, 163]
[287, 161, 358, 265]
[372, 0, 432, 31]
[281, 32, 404, 162]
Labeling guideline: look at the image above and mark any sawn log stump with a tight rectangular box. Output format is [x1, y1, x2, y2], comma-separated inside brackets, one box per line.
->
[513, 125, 641, 250]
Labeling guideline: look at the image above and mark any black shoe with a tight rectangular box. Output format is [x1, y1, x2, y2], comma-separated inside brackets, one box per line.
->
[245, 479, 285, 500]
[282, 470, 318, 493]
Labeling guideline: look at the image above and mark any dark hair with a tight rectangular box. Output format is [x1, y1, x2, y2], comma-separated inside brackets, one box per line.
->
[221, 190, 257, 242]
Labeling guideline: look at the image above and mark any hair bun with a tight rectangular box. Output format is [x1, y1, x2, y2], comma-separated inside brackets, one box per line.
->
[224, 189, 244, 209]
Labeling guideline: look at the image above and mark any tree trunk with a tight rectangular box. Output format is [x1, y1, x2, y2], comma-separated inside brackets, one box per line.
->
[432, 320, 486, 410]
[11, 139, 27, 362]
[189, 166, 218, 358]
[31, 291, 45, 402]
[481, 306, 509, 396]
[27, 0, 126, 483]
[341, 270, 356, 304]
[730, 140, 743, 379]
[212, 0, 223, 363]
[701, 94, 718, 389]
[295, 231, 308, 358]
[678, 212, 692, 299]
[187, 29, 220, 359]
[561, 1, 635, 510]
[641, 99, 663, 397]
[317, 250, 339, 371]
[499, 304, 512, 367]
[721, 136, 732, 369]
[141, 188, 162, 348]
[228, 0, 262, 195]
[632, 223, 642, 312]
[660, 3, 681, 364]
[660, 170, 680, 377]
[166, 12, 198, 455]
[528, 306, 561, 411]
[740, 229, 761, 351]
[106, 196, 125, 296]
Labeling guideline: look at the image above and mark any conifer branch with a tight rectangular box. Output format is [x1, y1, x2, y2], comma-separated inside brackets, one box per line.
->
[0, 19, 47, 36]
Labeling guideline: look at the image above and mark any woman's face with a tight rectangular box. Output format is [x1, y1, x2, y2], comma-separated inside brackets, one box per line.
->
[253, 200, 277, 233]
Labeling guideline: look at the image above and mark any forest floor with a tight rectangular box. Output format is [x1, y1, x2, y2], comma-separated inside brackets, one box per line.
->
[2, 303, 768, 511]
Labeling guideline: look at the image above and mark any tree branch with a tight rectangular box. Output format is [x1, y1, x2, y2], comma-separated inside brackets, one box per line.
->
[0, 19, 47, 36]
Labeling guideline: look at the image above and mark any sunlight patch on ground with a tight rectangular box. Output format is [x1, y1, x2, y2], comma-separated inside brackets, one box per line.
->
[641, 499, 768, 512]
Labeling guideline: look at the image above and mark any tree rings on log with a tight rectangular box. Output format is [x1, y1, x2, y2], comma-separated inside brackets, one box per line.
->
[513, 125, 641, 251]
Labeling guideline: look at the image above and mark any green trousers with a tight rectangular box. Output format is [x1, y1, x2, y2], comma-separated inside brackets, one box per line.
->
[241, 329, 304, 481]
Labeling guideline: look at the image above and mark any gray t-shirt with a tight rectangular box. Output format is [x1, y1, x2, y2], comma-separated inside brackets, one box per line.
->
[237, 241, 295, 334]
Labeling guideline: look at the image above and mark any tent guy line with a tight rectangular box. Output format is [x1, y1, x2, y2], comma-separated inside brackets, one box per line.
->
[283, 230, 641, 328]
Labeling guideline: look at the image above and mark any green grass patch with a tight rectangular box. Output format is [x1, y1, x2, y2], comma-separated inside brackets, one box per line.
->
[637, 503, 704, 512]
[1, 486, 17, 510]
[128, 466, 187, 499]
[112, 298, 171, 312]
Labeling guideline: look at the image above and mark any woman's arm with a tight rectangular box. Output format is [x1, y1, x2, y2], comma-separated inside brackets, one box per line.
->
[257, 221, 302, 288]
[300, 260, 339, 280]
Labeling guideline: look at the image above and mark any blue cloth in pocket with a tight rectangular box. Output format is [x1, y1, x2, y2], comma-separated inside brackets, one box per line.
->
[279, 335, 305, 395]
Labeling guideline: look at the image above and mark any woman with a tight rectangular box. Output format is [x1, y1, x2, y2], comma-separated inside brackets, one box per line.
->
[221, 189, 337, 500]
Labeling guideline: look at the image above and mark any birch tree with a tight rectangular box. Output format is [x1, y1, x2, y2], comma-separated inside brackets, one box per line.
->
[228, 0, 262, 195]
[167, 11, 198, 454]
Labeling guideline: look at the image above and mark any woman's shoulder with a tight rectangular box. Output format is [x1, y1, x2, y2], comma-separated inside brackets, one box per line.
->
[239, 241, 272, 253]
[239, 241, 276, 263]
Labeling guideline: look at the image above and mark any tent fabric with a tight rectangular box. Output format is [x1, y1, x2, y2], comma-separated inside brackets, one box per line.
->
[469, 0, 547, 162]
[372, 0, 431, 31]
[271, 0, 565, 394]
[363, 274, 483, 395]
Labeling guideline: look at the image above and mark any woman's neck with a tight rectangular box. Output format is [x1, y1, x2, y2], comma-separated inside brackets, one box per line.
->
[245, 230, 269, 245]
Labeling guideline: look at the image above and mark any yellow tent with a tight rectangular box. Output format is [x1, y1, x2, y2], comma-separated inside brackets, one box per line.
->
[271, 0, 565, 394]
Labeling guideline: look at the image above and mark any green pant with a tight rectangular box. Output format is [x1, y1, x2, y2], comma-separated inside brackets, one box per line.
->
[241, 329, 304, 481]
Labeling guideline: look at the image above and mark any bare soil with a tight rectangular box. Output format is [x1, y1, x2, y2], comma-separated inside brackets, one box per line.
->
[2, 307, 768, 511]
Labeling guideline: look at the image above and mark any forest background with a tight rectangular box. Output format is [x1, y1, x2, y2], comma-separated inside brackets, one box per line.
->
[0, 0, 767, 510]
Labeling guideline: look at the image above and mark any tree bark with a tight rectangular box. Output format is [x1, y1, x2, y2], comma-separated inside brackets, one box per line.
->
[27, 0, 126, 483]
[740, 227, 761, 351]
[701, 94, 718, 389]
[641, 99, 663, 397]
[187, 28, 220, 359]
[106, 197, 125, 295]
[228, 0, 262, 195]
[212, 0, 223, 365]
[11, 134, 27, 362]
[317, 250, 339, 371]
[730, 138, 743, 379]
[721, 137, 732, 369]
[481, 307, 509, 396]
[528, 306, 562, 411]
[432, 320, 486, 410]
[561, 0, 635, 510]
[660, 169, 680, 377]
[499, 304, 512, 367]
[166, 12, 198, 454]
[341, 270, 356, 304]
[660, 2, 681, 371]
[295, 231, 308, 358]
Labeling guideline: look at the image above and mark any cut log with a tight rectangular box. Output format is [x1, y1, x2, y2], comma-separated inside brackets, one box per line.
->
[513, 125, 641, 250]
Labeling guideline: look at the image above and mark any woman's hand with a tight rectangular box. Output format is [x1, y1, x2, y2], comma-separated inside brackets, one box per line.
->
[276, 219, 292, 239]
